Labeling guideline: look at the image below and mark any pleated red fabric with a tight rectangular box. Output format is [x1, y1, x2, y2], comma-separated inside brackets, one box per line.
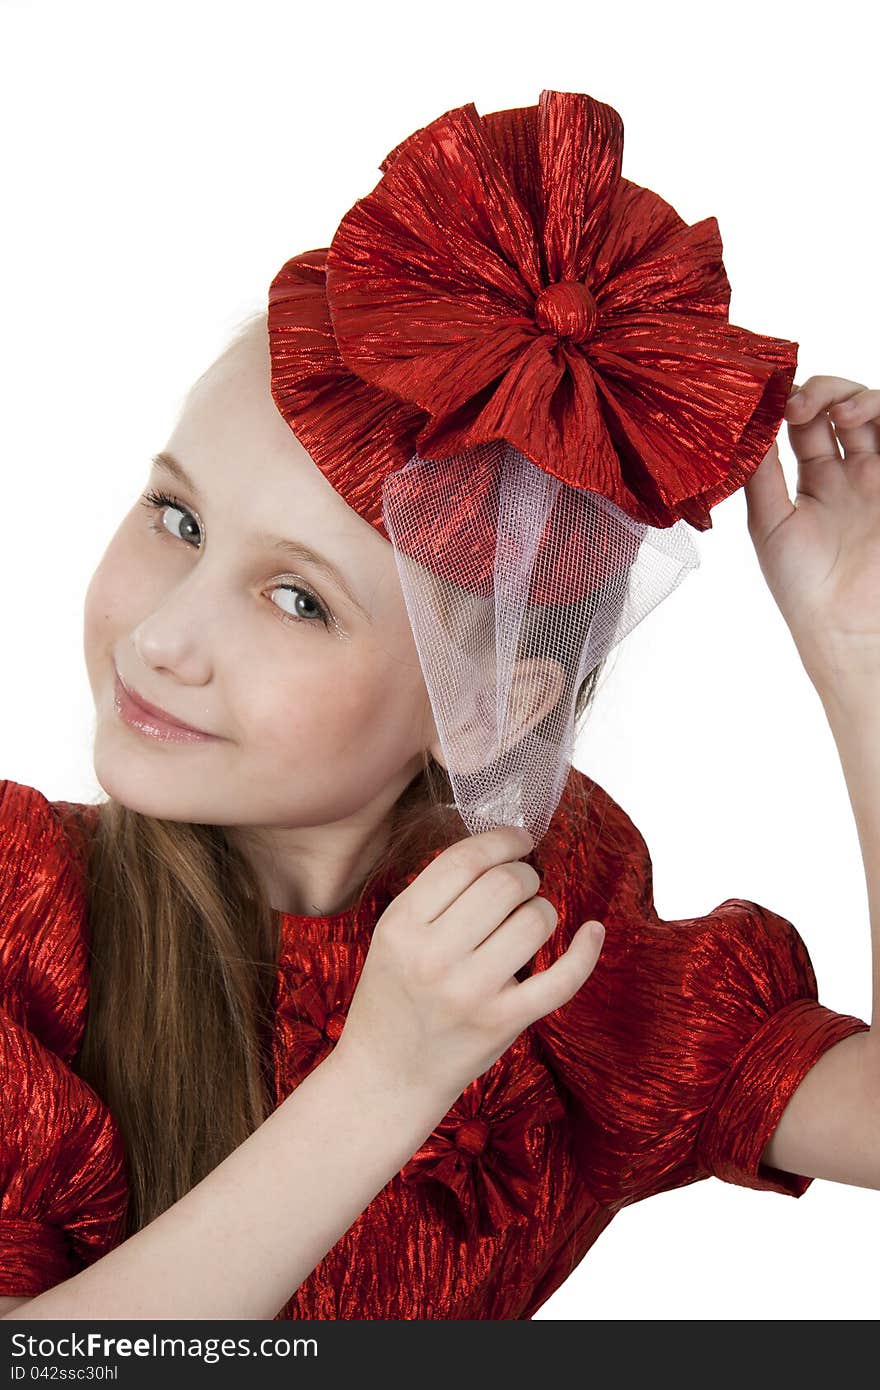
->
[268, 88, 800, 567]
[0, 777, 869, 1317]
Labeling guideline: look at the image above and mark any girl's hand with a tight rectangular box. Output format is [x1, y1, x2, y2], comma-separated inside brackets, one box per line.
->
[743, 375, 880, 695]
[334, 825, 604, 1111]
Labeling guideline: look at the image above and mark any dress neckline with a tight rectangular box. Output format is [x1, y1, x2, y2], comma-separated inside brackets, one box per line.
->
[56, 797, 546, 943]
[270, 861, 401, 943]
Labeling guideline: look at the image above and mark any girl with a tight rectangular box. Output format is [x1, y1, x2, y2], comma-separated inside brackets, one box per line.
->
[2, 92, 878, 1321]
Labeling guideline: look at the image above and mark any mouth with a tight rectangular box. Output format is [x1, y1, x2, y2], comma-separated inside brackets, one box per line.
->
[113, 668, 221, 743]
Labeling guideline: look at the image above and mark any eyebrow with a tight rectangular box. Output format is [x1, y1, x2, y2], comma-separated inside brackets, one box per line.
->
[151, 452, 371, 623]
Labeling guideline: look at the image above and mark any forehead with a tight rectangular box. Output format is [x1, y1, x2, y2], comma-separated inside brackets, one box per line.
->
[160, 334, 395, 621]
[171, 327, 327, 504]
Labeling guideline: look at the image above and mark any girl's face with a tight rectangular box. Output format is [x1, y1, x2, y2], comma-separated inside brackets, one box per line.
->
[83, 319, 441, 912]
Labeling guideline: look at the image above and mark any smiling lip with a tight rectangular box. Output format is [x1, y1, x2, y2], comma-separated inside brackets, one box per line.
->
[113, 669, 220, 742]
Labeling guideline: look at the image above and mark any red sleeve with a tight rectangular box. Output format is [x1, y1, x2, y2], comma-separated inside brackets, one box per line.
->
[0, 780, 128, 1297]
[529, 770, 871, 1209]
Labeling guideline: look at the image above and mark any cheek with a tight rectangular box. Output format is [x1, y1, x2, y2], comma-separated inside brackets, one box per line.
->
[83, 544, 134, 656]
[243, 649, 402, 759]
[83, 525, 163, 667]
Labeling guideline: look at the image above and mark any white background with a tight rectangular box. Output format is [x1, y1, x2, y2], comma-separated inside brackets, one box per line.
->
[1, 0, 876, 1319]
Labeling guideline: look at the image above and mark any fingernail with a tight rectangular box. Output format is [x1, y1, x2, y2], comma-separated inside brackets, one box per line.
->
[787, 385, 801, 399]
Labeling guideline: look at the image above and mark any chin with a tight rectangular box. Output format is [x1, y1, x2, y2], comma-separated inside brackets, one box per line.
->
[90, 730, 207, 823]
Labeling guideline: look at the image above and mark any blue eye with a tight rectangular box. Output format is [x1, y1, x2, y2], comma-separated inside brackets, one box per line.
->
[139, 488, 332, 631]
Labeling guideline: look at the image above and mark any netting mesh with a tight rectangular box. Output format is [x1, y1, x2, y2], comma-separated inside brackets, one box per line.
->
[382, 439, 701, 842]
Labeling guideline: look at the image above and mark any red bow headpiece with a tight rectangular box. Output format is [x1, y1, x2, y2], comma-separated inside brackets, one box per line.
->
[265, 90, 799, 841]
[268, 88, 797, 545]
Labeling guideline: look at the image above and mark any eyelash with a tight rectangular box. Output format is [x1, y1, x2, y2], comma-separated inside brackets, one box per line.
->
[139, 488, 332, 631]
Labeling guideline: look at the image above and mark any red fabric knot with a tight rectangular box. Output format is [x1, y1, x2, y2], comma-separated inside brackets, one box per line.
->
[534, 280, 598, 343]
[398, 1042, 567, 1240]
[273, 968, 361, 1094]
[454, 1116, 491, 1156]
[324, 1010, 346, 1043]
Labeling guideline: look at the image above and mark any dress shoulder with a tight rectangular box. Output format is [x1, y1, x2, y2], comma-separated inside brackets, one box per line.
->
[529, 767, 871, 1208]
[0, 779, 127, 1298]
[0, 779, 94, 1061]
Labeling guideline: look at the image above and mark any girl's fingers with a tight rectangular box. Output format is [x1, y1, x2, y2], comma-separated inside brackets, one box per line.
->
[785, 378, 879, 462]
[829, 387, 880, 455]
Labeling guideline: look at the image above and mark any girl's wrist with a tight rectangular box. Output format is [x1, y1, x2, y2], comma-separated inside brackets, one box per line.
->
[817, 677, 880, 743]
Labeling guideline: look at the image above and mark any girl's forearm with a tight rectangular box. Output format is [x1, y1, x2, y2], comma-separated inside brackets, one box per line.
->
[2, 1048, 448, 1321]
[819, 680, 880, 1031]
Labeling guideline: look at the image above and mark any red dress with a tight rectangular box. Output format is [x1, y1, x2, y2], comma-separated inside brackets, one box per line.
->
[0, 772, 869, 1318]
